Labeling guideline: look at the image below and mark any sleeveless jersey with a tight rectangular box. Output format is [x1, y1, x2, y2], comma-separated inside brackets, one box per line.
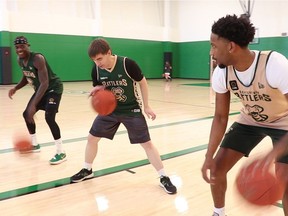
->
[226, 51, 288, 129]
[20, 52, 63, 94]
[94, 56, 142, 116]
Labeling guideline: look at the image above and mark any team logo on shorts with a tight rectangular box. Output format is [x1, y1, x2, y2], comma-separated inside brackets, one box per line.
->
[48, 98, 56, 105]
[229, 80, 238, 90]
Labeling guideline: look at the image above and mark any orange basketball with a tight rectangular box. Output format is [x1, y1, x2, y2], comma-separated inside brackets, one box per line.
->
[91, 89, 117, 115]
[235, 159, 284, 206]
[13, 135, 32, 153]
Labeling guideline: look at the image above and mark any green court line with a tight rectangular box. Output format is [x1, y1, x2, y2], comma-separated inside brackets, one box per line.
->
[0, 112, 239, 200]
[0, 112, 240, 154]
[182, 83, 211, 87]
[0, 110, 283, 210]
[0, 144, 208, 201]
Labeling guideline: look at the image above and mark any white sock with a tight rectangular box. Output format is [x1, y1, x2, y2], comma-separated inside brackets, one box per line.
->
[157, 168, 166, 177]
[214, 207, 225, 216]
[31, 134, 37, 146]
[84, 162, 92, 170]
[55, 138, 64, 154]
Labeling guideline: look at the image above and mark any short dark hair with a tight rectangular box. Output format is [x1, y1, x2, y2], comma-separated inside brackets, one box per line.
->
[212, 14, 255, 47]
[88, 38, 111, 57]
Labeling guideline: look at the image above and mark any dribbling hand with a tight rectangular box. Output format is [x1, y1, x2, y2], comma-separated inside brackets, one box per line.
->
[8, 88, 17, 99]
[89, 86, 105, 97]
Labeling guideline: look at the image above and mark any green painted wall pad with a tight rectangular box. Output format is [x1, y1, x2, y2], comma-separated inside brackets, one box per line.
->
[0, 32, 287, 83]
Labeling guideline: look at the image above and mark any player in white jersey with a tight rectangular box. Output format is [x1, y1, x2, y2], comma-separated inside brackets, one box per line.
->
[201, 15, 288, 216]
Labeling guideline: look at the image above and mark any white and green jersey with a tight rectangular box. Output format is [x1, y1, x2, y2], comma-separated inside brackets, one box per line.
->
[92, 55, 144, 116]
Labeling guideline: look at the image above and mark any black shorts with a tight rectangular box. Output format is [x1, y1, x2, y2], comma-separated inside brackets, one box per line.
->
[28, 92, 62, 113]
[89, 114, 151, 144]
[221, 122, 288, 163]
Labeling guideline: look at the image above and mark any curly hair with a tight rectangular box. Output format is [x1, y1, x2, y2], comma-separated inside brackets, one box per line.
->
[212, 14, 255, 47]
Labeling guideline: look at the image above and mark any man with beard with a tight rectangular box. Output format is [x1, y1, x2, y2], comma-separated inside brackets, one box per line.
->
[201, 15, 288, 216]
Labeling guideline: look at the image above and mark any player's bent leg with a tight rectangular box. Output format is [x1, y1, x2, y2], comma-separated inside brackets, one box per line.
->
[85, 134, 101, 163]
[45, 111, 67, 164]
[210, 148, 243, 210]
[140, 141, 177, 194]
[45, 111, 61, 139]
[140, 141, 163, 171]
[71, 134, 101, 183]
[22, 110, 36, 134]
[22, 110, 40, 153]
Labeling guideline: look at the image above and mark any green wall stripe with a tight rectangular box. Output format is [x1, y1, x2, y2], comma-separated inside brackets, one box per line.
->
[0, 31, 11, 46]
[1, 31, 288, 83]
[182, 83, 211, 87]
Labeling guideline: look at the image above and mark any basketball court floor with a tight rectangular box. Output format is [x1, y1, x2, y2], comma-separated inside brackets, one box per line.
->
[0, 79, 284, 215]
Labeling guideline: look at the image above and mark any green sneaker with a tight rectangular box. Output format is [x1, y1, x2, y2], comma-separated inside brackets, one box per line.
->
[49, 153, 67, 165]
[32, 144, 41, 152]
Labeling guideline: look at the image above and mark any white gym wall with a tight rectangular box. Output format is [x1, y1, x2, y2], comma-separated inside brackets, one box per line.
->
[0, 0, 287, 42]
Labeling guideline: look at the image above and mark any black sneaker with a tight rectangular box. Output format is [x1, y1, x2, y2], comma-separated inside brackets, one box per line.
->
[71, 168, 93, 183]
[160, 176, 177, 194]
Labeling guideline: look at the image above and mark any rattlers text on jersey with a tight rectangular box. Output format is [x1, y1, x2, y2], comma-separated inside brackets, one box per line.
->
[227, 51, 288, 128]
[92, 55, 143, 116]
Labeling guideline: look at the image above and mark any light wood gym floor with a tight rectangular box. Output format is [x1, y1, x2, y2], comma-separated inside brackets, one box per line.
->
[0, 79, 284, 215]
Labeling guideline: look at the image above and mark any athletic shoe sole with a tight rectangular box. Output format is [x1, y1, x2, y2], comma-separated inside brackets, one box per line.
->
[71, 173, 94, 183]
[159, 183, 176, 194]
[50, 157, 67, 165]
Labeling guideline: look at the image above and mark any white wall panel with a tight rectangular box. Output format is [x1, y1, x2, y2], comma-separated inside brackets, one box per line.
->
[172, 0, 288, 42]
[1, 0, 287, 41]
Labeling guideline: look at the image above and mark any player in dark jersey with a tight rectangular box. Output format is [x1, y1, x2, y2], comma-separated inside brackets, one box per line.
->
[163, 61, 172, 81]
[8, 36, 66, 165]
[71, 38, 177, 194]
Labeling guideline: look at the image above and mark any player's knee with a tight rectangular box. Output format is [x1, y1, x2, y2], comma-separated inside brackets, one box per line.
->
[22, 110, 28, 120]
[140, 141, 153, 149]
[45, 112, 56, 124]
[212, 161, 229, 178]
